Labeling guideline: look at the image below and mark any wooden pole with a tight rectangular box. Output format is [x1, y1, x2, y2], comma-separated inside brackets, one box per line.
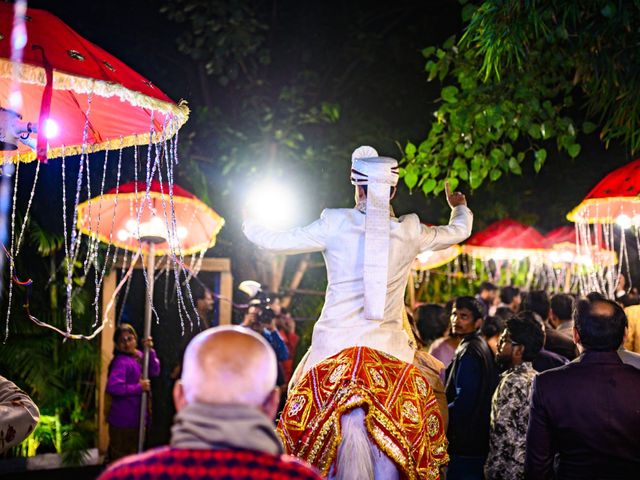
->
[97, 270, 117, 455]
[138, 243, 156, 452]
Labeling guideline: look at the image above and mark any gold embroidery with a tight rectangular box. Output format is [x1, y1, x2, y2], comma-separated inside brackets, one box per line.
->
[369, 367, 386, 388]
[288, 395, 307, 417]
[278, 346, 449, 480]
[402, 400, 419, 424]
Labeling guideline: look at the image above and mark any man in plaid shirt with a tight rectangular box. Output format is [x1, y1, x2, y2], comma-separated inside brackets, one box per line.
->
[98, 326, 321, 480]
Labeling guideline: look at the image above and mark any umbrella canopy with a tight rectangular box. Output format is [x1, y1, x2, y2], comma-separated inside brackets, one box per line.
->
[463, 219, 546, 260]
[414, 245, 461, 271]
[567, 159, 640, 224]
[76, 181, 224, 257]
[0, 3, 188, 162]
[543, 226, 617, 267]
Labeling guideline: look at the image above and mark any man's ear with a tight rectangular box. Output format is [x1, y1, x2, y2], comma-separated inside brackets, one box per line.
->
[260, 387, 281, 420]
[513, 344, 525, 362]
[173, 380, 188, 412]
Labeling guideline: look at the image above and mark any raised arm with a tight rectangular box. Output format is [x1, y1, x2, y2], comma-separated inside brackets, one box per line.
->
[243, 209, 331, 255]
[420, 182, 473, 252]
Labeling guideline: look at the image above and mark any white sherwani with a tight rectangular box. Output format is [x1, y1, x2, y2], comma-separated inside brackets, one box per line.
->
[243, 205, 473, 376]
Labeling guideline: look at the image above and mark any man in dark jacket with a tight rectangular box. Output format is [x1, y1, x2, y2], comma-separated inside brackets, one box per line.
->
[446, 296, 499, 479]
[525, 298, 640, 479]
[522, 290, 578, 360]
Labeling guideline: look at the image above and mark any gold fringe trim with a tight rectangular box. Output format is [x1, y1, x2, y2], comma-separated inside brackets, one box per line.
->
[413, 245, 461, 271]
[0, 58, 189, 163]
[462, 245, 546, 260]
[566, 197, 640, 223]
[76, 191, 224, 257]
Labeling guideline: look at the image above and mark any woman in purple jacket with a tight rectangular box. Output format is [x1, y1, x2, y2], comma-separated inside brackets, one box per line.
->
[106, 323, 160, 462]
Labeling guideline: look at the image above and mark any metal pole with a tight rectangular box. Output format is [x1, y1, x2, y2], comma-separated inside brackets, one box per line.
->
[137, 242, 156, 452]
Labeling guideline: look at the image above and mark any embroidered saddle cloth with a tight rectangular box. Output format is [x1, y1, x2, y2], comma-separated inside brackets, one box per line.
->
[277, 346, 448, 479]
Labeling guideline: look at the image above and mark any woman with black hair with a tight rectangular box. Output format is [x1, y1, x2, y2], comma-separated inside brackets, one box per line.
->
[106, 323, 160, 462]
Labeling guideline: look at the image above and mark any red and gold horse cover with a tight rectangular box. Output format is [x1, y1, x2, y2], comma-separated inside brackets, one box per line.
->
[277, 346, 448, 480]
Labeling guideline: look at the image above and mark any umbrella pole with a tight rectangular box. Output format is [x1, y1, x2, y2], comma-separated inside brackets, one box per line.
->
[138, 242, 156, 453]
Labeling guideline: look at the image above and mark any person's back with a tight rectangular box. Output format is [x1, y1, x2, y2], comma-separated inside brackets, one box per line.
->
[243, 147, 472, 376]
[526, 299, 640, 479]
[309, 207, 465, 368]
[99, 326, 322, 480]
[529, 354, 640, 477]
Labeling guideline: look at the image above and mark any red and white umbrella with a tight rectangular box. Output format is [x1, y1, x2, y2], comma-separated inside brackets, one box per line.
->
[0, 2, 188, 163]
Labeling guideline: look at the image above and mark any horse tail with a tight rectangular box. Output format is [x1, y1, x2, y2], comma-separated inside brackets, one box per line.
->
[335, 408, 374, 480]
[333, 407, 401, 480]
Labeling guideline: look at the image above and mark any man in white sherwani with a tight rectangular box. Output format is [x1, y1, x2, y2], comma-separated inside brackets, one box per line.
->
[243, 146, 473, 383]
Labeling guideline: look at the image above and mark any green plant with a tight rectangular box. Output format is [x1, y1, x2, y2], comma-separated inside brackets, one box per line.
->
[403, 0, 640, 194]
[1, 219, 100, 465]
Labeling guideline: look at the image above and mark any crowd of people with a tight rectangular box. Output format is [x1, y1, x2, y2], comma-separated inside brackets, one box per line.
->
[4, 145, 640, 480]
[413, 283, 640, 479]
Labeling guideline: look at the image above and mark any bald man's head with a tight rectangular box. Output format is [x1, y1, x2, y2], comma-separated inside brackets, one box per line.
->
[179, 326, 278, 408]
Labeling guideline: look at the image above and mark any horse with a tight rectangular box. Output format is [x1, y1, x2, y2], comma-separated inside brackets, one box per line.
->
[278, 346, 448, 480]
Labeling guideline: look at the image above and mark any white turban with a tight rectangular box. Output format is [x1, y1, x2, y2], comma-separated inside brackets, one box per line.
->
[350, 146, 398, 320]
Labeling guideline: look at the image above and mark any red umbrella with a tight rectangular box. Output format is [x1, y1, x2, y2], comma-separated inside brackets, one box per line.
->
[0, 3, 188, 162]
[543, 226, 616, 267]
[567, 159, 640, 225]
[463, 219, 545, 260]
[77, 181, 224, 257]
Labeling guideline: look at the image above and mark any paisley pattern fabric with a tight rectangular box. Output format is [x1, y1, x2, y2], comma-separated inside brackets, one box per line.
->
[277, 346, 448, 480]
[485, 362, 537, 480]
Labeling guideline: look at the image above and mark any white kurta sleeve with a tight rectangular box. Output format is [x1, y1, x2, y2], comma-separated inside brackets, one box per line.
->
[243, 209, 332, 255]
[419, 205, 473, 252]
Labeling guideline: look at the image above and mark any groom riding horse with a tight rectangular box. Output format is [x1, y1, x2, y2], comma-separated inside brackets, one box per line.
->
[243, 146, 473, 479]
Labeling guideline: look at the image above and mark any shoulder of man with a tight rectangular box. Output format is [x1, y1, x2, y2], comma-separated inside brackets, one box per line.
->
[99, 447, 171, 479]
[397, 212, 421, 229]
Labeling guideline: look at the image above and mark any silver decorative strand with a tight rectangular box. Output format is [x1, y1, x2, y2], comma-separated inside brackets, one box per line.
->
[4, 162, 20, 340]
[66, 89, 94, 333]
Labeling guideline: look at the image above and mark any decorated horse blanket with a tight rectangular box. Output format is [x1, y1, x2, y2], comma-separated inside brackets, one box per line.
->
[277, 346, 448, 480]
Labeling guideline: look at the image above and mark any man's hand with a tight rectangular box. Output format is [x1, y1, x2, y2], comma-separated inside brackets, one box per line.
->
[445, 181, 467, 208]
[139, 379, 151, 392]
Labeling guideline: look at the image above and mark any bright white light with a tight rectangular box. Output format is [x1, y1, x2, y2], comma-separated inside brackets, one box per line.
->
[125, 219, 138, 233]
[117, 229, 129, 242]
[9, 90, 22, 110]
[245, 182, 298, 229]
[616, 214, 632, 229]
[137, 215, 168, 240]
[177, 226, 188, 239]
[633, 215, 640, 227]
[417, 251, 433, 263]
[560, 251, 573, 263]
[44, 118, 59, 139]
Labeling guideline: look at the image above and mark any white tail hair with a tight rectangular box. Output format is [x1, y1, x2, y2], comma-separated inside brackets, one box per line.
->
[332, 408, 399, 480]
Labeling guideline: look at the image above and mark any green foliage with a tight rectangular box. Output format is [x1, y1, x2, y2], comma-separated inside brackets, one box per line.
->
[2, 220, 99, 464]
[159, 0, 270, 85]
[404, 0, 640, 194]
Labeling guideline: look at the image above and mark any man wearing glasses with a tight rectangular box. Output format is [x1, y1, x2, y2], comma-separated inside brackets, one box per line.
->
[485, 312, 544, 480]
